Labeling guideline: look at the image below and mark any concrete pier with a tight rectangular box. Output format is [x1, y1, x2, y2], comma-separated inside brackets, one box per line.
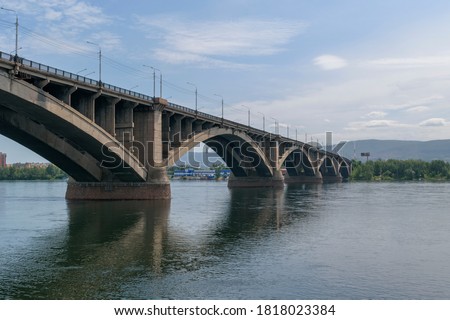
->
[227, 172, 285, 188]
[284, 175, 323, 184]
[66, 180, 171, 200]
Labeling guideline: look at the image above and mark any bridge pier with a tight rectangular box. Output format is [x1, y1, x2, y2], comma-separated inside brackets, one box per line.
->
[322, 175, 343, 183]
[284, 174, 323, 184]
[227, 171, 285, 188]
[65, 180, 170, 200]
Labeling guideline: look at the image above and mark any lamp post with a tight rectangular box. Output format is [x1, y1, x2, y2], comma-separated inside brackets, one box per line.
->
[86, 41, 102, 84]
[1, 7, 18, 58]
[152, 67, 162, 97]
[76, 68, 87, 75]
[270, 117, 279, 135]
[257, 111, 265, 132]
[186, 82, 198, 114]
[143, 65, 162, 98]
[214, 94, 224, 124]
[241, 105, 251, 127]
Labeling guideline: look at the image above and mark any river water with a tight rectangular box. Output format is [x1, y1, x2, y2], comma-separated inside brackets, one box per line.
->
[0, 180, 449, 299]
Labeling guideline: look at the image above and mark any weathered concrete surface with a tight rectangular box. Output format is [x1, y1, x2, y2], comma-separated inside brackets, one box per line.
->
[284, 175, 323, 184]
[0, 70, 147, 182]
[322, 175, 343, 183]
[66, 180, 171, 200]
[227, 172, 284, 188]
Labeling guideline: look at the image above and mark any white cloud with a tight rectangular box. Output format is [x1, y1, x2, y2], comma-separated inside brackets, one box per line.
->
[365, 111, 387, 119]
[313, 55, 348, 70]
[153, 49, 251, 69]
[419, 118, 447, 127]
[136, 16, 306, 67]
[368, 56, 450, 69]
[11, 0, 112, 38]
[406, 106, 430, 113]
[364, 120, 405, 128]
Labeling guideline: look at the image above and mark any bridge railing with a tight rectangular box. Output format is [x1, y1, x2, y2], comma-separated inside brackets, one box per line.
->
[0, 51, 348, 161]
[0, 50, 153, 101]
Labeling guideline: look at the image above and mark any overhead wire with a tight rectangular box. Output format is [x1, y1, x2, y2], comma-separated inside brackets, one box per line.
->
[1, 18, 258, 119]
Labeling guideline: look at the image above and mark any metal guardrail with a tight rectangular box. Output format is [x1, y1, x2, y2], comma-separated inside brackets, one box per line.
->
[0, 51, 269, 136]
[0, 51, 347, 160]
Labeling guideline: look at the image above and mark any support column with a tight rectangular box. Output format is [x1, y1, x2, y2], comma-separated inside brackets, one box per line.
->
[74, 91, 101, 121]
[60, 86, 77, 105]
[161, 111, 171, 161]
[95, 96, 119, 136]
[115, 101, 137, 150]
[169, 114, 184, 146]
[67, 99, 171, 200]
[50, 85, 77, 105]
[181, 117, 194, 140]
[133, 98, 170, 193]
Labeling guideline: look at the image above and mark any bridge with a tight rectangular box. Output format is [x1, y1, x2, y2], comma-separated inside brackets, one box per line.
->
[0, 51, 351, 200]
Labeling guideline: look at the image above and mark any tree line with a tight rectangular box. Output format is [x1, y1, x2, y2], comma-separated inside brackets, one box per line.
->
[350, 159, 450, 181]
[0, 164, 68, 180]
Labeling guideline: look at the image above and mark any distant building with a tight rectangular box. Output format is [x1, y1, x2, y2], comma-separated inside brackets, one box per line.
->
[0, 152, 6, 168]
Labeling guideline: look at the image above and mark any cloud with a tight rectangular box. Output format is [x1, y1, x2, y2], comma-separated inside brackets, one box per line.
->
[153, 49, 251, 69]
[419, 118, 447, 127]
[369, 95, 444, 111]
[9, 0, 112, 43]
[136, 16, 306, 67]
[406, 106, 430, 113]
[365, 111, 387, 119]
[364, 120, 404, 128]
[313, 55, 348, 70]
[368, 56, 450, 69]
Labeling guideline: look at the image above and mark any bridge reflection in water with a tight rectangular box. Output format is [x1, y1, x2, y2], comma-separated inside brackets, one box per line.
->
[0, 183, 327, 299]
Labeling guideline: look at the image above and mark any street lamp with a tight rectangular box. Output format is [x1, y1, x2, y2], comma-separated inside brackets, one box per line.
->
[1, 7, 19, 58]
[186, 82, 198, 113]
[270, 117, 279, 135]
[86, 41, 102, 84]
[214, 94, 224, 124]
[76, 68, 87, 75]
[241, 105, 251, 127]
[143, 65, 162, 98]
[257, 111, 265, 132]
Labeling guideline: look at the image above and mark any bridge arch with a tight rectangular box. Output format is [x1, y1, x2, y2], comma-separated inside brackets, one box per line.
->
[338, 158, 352, 180]
[0, 70, 147, 182]
[166, 127, 274, 178]
[278, 144, 321, 177]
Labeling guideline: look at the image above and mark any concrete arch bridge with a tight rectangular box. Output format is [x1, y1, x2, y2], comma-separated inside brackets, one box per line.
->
[0, 52, 351, 200]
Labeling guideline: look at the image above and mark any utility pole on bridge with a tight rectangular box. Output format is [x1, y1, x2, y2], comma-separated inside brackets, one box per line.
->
[1, 7, 19, 59]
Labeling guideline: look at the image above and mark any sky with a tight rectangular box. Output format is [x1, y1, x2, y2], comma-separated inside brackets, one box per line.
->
[1, 0, 450, 162]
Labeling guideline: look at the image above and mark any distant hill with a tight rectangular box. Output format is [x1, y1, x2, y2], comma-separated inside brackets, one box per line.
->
[339, 139, 450, 162]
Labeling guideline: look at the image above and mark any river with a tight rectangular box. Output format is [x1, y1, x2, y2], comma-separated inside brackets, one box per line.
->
[1, 180, 449, 299]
